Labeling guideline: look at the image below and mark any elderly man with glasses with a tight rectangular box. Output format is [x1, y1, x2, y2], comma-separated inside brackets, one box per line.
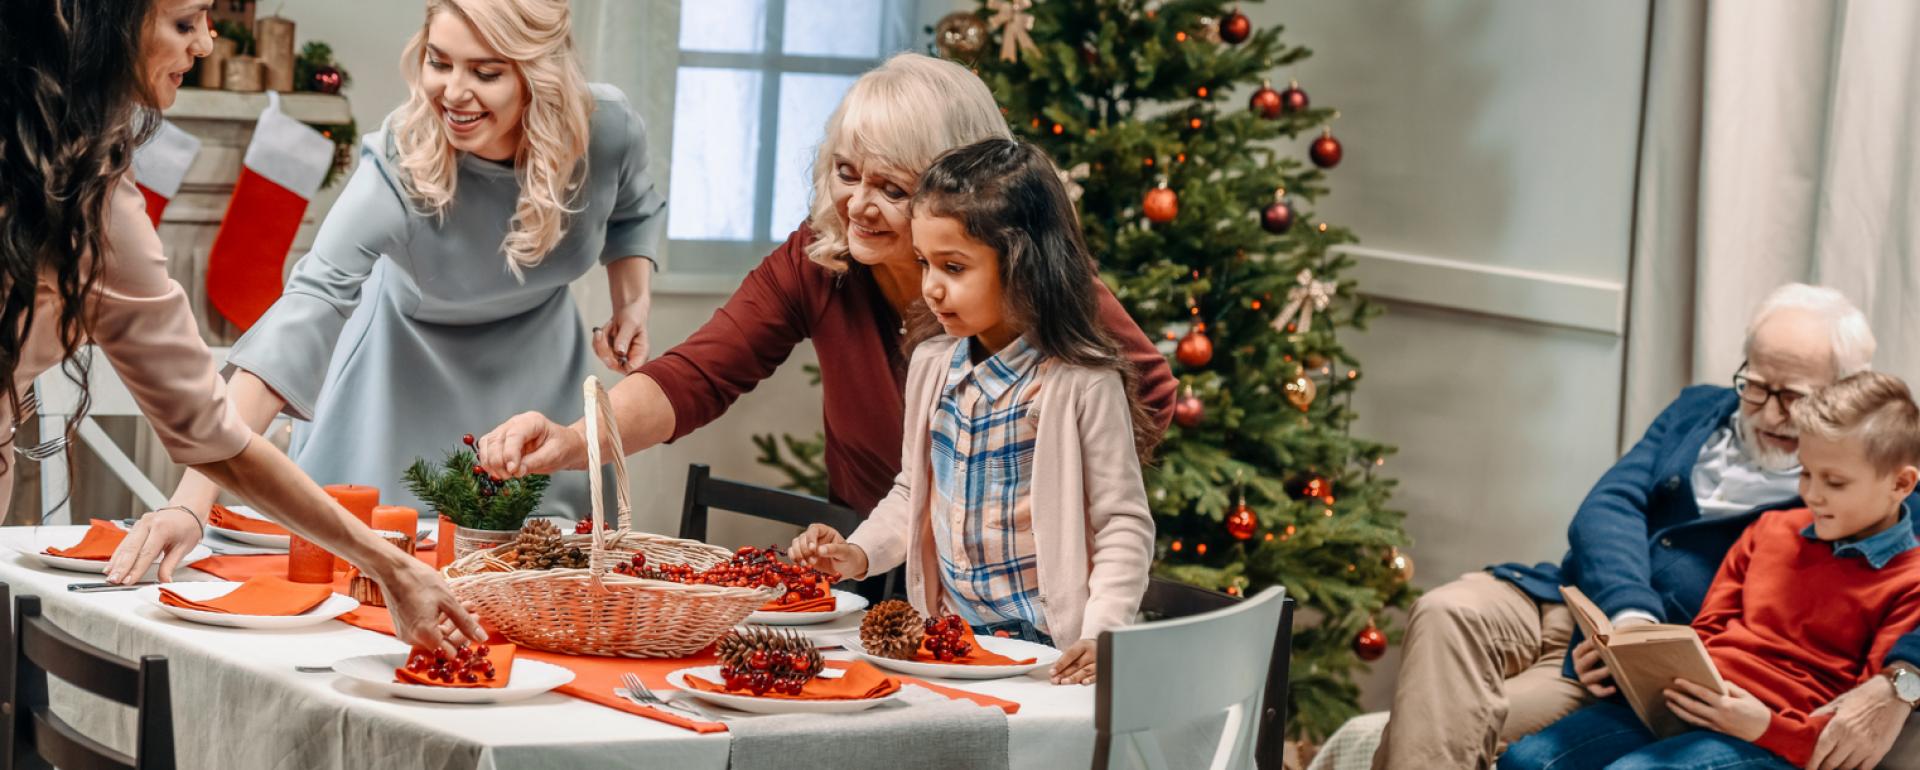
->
[1373, 283, 1920, 770]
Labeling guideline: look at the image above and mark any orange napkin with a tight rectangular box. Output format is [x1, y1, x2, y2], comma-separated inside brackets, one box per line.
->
[158, 576, 333, 616]
[686, 659, 900, 701]
[208, 505, 288, 537]
[44, 520, 127, 560]
[395, 643, 516, 689]
[916, 636, 1037, 666]
[760, 582, 836, 613]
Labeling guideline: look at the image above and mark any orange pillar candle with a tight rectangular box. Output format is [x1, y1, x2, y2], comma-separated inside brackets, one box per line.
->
[287, 534, 336, 584]
[325, 484, 379, 570]
[372, 506, 419, 550]
[435, 514, 457, 568]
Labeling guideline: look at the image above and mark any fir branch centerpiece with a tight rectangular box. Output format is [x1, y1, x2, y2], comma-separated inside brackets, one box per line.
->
[403, 439, 550, 532]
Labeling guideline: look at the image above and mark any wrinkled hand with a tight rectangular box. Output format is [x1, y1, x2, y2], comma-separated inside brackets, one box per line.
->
[476, 411, 585, 478]
[1666, 679, 1770, 741]
[381, 559, 487, 654]
[788, 523, 865, 581]
[1808, 673, 1908, 770]
[1050, 639, 1097, 685]
[592, 300, 650, 374]
[106, 507, 204, 584]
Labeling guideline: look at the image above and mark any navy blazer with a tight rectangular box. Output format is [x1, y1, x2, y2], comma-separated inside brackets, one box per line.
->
[1486, 384, 1920, 675]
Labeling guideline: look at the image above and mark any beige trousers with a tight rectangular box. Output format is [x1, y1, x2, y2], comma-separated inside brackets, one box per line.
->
[1372, 572, 1594, 770]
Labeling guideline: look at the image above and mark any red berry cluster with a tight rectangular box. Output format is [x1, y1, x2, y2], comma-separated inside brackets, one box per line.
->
[921, 614, 974, 661]
[462, 433, 510, 498]
[720, 648, 822, 696]
[611, 546, 832, 603]
[403, 642, 497, 685]
[574, 518, 594, 535]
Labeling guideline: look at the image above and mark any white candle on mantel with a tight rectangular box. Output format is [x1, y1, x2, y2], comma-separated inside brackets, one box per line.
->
[255, 16, 295, 92]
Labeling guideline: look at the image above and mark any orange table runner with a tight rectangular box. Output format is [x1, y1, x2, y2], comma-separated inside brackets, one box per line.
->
[158, 576, 331, 616]
[45, 520, 126, 560]
[193, 555, 1021, 733]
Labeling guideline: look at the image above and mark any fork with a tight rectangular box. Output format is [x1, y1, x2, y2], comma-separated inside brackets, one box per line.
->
[620, 672, 725, 722]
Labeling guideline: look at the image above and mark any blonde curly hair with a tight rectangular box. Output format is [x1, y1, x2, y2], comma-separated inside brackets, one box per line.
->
[390, 0, 592, 279]
[803, 53, 1011, 271]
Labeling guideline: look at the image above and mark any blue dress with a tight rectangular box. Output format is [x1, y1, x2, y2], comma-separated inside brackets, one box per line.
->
[227, 84, 666, 519]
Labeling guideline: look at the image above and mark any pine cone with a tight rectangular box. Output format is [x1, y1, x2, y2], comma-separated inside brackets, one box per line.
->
[716, 628, 823, 680]
[512, 519, 566, 570]
[859, 599, 925, 660]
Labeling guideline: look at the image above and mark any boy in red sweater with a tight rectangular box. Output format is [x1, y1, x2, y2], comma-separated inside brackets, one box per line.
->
[1504, 371, 1920, 770]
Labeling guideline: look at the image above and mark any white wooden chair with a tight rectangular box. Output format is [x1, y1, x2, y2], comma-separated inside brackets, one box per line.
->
[29, 345, 282, 524]
[1094, 585, 1288, 770]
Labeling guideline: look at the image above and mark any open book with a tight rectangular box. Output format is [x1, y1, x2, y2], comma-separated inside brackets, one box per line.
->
[1559, 585, 1727, 738]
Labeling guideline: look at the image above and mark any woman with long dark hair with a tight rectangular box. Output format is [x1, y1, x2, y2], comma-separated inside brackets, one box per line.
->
[0, 0, 481, 650]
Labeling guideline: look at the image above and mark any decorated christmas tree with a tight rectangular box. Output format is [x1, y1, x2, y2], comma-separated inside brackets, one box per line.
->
[936, 0, 1416, 740]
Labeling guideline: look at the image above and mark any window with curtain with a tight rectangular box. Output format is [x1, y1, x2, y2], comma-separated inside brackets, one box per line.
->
[666, 0, 917, 277]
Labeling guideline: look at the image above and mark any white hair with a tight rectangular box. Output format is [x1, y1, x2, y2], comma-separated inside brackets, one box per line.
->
[1744, 283, 1876, 376]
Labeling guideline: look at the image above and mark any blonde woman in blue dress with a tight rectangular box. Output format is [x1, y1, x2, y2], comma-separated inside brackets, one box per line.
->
[112, 0, 664, 577]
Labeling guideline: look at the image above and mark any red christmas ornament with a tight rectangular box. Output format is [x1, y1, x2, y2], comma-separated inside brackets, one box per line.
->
[1280, 80, 1310, 114]
[1144, 184, 1179, 223]
[1354, 623, 1388, 661]
[1174, 388, 1205, 428]
[1176, 327, 1214, 368]
[1249, 81, 1283, 119]
[1311, 128, 1344, 169]
[1261, 194, 1294, 234]
[1301, 476, 1332, 502]
[1226, 501, 1257, 541]
[1220, 9, 1252, 44]
[311, 65, 344, 95]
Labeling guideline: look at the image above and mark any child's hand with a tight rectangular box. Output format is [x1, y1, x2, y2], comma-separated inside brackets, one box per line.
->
[1665, 679, 1770, 741]
[1050, 639, 1097, 685]
[788, 523, 868, 580]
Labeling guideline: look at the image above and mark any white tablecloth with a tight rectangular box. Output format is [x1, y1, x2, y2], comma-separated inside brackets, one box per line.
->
[0, 526, 1097, 769]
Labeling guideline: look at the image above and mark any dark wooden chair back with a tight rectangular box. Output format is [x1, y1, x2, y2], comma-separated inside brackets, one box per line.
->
[0, 585, 173, 770]
[1138, 577, 1295, 770]
[678, 464, 898, 599]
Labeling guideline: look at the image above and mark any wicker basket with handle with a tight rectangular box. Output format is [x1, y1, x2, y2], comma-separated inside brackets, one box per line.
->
[442, 377, 779, 657]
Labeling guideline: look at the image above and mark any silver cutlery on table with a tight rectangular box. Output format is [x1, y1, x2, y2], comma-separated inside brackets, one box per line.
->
[618, 672, 725, 721]
[67, 582, 154, 593]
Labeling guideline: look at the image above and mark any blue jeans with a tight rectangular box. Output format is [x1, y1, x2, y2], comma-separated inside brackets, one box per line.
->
[970, 618, 1054, 647]
[1502, 701, 1795, 770]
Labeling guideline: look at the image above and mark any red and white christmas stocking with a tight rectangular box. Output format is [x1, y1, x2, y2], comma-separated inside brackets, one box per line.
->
[131, 120, 200, 228]
[206, 91, 335, 330]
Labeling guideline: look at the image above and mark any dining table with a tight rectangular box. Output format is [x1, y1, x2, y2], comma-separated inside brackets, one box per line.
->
[0, 523, 1104, 769]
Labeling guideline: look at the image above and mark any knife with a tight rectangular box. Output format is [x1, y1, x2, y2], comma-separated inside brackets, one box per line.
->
[67, 582, 154, 593]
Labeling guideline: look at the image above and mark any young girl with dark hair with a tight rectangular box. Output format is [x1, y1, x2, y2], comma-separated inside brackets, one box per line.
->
[792, 138, 1156, 684]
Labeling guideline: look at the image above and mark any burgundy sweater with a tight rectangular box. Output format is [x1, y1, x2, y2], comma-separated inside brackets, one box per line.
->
[638, 225, 1177, 514]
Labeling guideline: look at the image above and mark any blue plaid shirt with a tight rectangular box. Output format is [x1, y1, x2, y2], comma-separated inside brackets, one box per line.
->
[928, 336, 1049, 634]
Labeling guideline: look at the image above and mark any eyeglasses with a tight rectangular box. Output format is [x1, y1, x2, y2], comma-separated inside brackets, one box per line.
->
[1732, 362, 1809, 411]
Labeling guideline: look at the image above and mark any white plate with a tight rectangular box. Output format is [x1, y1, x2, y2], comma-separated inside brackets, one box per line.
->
[746, 590, 869, 626]
[847, 634, 1061, 680]
[332, 653, 574, 704]
[204, 505, 290, 549]
[666, 665, 899, 714]
[139, 582, 359, 629]
[20, 535, 211, 579]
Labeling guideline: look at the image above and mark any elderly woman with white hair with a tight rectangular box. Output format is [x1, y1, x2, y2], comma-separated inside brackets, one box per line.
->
[474, 52, 1176, 561]
[110, 0, 667, 581]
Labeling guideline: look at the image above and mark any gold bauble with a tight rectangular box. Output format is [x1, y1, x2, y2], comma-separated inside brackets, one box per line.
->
[1284, 372, 1317, 411]
[934, 12, 989, 60]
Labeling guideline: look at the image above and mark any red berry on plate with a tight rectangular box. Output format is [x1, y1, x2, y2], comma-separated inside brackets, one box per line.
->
[749, 650, 771, 671]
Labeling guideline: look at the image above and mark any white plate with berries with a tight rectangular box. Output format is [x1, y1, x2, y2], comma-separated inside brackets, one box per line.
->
[747, 589, 869, 626]
[665, 665, 900, 714]
[848, 634, 1062, 680]
[333, 652, 575, 704]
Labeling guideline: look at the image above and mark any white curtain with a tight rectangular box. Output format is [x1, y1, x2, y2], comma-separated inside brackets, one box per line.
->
[1623, 0, 1920, 440]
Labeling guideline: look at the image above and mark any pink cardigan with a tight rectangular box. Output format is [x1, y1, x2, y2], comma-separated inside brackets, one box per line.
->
[847, 335, 1155, 643]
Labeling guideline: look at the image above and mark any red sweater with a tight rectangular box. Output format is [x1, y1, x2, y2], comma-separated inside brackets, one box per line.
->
[637, 225, 1177, 514]
[1691, 508, 1920, 766]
